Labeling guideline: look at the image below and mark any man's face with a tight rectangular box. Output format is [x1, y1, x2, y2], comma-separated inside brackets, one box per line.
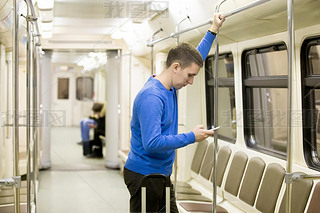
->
[172, 62, 201, 90]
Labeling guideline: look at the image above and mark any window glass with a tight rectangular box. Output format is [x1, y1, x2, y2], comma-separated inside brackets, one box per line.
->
[243, 43, 288, 157]
[57, 78, 69, 99]
[309, 45, 320, 74]
[217, 87, 236, 139]
[302, 39, 320, 169]
[247, 49, 288, 77]
[205, 53, 236, 142]
[315, 90, 320, 157]
[76, 77, 94, 100]
[247, 88, 287, 152]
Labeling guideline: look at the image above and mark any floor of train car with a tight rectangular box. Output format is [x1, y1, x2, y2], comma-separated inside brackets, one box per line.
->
[37, 127, 129, 213]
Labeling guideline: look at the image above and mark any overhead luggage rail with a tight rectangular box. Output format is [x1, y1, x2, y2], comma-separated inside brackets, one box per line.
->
[147, 0, 270, 47]
[221, 0, 270, 18]
[147, 19, 213, 47]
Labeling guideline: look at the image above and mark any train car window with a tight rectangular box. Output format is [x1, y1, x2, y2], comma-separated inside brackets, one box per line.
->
[205, 53, 236, 143]
[301, 37, 320, 170]
[247, 49, 288, 77]
[76, 77, 94, 100]
[57, 78, 69, 99]
[242, 43, 288, 158]
[309, 45, 320, 75]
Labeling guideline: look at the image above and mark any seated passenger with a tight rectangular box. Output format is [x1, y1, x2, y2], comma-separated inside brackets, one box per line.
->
[79, 102, 104, 145]
[87, 103, 106, 158]
[82, 103, 106, 158]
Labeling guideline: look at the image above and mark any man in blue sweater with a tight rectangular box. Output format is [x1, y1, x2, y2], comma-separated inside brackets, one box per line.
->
[124, 13, 225, 212]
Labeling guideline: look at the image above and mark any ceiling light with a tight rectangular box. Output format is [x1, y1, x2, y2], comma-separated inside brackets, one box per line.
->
[37, 0, 54, 10]
[39, 10, 53, 22]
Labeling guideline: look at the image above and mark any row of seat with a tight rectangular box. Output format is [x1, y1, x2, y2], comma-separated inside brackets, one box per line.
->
[0, 180, 27, 213]
[176, 140, 320, 213]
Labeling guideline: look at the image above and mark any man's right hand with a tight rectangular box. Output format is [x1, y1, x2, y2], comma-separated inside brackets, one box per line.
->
[192, 125, 215, 142]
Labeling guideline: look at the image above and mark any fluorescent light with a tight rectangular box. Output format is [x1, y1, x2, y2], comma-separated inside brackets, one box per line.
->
[39, 10, 53, 22]
[38, 0, 54, 9]
[77, 52, 107, 72]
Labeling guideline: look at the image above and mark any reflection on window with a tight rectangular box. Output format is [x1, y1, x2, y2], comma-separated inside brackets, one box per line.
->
[76, 77, 94, 100]
[247, 50, 287, 77]
[205, 53, 236, 143]
[309, 45, 320, 75]
[243, 43, 288, 157]
[57, 78, 69, 99]
[247, 88, 287, 152]
[302, 38, 320, 170]
[315, 90, 320, 159]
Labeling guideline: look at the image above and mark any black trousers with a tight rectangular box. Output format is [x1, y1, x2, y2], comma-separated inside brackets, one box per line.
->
[123, 167, 179, 213]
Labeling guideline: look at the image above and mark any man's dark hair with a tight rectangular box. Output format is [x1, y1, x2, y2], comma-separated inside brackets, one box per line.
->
[165, 43, 203, 69]
[92, 103, 104, 113]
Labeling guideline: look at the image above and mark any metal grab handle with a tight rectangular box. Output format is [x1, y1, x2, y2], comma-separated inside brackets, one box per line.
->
[285, 173, 320, 183]
[25, 0, 40, 36]
[147, 19, 212, 47]
[0, 176, 21, 188]
[221, 0, 271, 18]
[141, 174, 170, 213]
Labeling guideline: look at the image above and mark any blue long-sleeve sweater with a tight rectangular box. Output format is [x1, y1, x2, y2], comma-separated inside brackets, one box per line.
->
[124, 31, 216, 176]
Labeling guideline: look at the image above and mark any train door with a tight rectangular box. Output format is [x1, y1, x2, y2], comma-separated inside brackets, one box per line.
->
[51, 66, 94, 127]
[51, 69, 74, 127]
[72, 74, 95, 126]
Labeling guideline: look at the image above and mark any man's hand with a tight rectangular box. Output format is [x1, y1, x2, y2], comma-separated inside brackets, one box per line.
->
[192, 125, 215, 142]
[88, 123, 97, 129]
[209, 13, 226, 33]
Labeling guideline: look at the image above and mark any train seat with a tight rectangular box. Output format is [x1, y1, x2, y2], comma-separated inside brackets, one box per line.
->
[176, 140, 209, 189]
[211, 146, 232, 188]
[278, 173, 313, 213]
[177, 142, 319, 213]
[224, 151, 248, 197]
[118, 149, 130, 173]
[179, 202, 228, 213]
[177, 142, 214, 201]
[306, 182, 320, 213]
[178, 150, 247, 213]
[255, 163, 285, 213]
[0, 204, 27, 213]
[0, 180, 28, 207]
[238, 157, 266, 206]
[177, 145, 232, 205]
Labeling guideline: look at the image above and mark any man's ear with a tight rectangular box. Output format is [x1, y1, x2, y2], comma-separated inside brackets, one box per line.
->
[171, 62, 180, 73]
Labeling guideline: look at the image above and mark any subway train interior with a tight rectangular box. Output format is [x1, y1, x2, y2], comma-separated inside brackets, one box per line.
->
[1, 0, 320, 212]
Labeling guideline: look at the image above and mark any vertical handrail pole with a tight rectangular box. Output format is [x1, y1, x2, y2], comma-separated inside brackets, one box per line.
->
[213, 2, 226, 213]
[151, 45, 154, 75]
[285, 0, 294, 212]
[173, 16, 189, 195]
[25, 3, 32, 212]
[141, 187, 146, 213]
[32, 38, 40, 213]
[13, 0, 20, 212]
[150, 28, 163, 75]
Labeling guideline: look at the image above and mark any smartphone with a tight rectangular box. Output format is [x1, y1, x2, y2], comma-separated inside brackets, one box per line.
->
[209, 126, 221, 131]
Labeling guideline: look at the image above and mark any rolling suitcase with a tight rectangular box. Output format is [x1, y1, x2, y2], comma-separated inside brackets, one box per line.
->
[140, 174, 171, 213]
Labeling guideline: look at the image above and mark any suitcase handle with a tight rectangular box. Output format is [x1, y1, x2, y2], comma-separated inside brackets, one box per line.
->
[141, 174, 170, 213]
